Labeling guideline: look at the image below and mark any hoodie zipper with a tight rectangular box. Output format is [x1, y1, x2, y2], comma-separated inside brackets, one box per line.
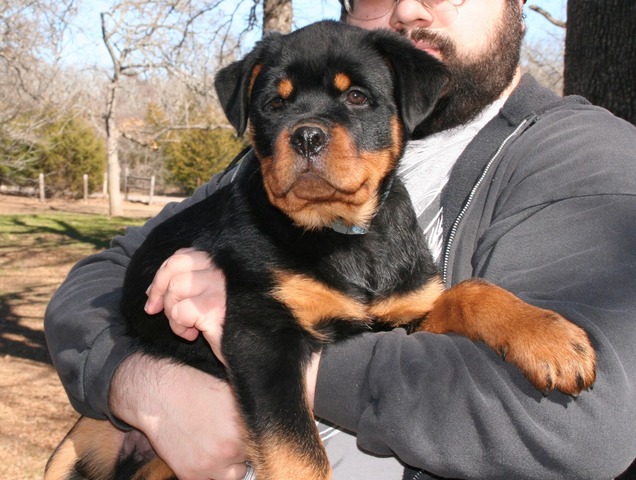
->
[243, 462, 256, 480]
[411, 469, 426, 480]
[441, 117, 533, 285]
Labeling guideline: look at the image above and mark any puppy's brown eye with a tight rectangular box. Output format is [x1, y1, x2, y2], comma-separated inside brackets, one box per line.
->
[346, 89, 368, 106]
[269, 97, 286, 110]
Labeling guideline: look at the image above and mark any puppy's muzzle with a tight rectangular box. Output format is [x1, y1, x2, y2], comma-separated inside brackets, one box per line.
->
[290, 125, 328, 158]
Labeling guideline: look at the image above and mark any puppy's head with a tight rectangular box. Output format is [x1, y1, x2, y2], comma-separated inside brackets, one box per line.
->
[215, 21, 448, 231]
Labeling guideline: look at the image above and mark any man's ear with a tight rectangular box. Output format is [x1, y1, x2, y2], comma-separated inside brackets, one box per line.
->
[214, 33, 281, 136]
[369, 30, 450, 135]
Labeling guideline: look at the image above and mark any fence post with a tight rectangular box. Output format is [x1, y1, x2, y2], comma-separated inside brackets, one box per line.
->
[39, 173, 45, 202]
[149, 176, 155, 205]
[124, 167, 129, 201]
[83, 174, 89, 203]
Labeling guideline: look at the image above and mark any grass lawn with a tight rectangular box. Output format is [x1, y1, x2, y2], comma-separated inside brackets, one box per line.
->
[0, 212, 146, 252]
[0, 205, 151, 479]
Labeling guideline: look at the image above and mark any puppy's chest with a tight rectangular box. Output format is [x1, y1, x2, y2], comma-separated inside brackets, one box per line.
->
[268, 244, 436, 335]
[282, 237, 402, 298]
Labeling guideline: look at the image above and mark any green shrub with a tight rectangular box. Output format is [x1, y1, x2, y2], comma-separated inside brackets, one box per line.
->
[164, 127, 246, 195]
[39, 117, 107, 197]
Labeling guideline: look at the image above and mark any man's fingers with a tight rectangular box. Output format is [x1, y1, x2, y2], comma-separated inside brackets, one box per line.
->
[168, 319, 200, 342]
[160, 250, 212, 285]
[144, 287, 165, 315]
[164, 294, 226, 357]
[168, 297, 225, 360]
[141, 248, 227, 357]
[163, 269, 225, 315]
[145, 259, 218, 315]
[145, 249, 214, 314]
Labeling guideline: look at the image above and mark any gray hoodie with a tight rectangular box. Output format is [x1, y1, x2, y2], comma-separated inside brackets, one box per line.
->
[315, 75, 636, 479]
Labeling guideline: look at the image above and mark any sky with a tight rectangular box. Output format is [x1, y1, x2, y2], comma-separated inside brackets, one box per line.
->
[63, 0, 567, 68]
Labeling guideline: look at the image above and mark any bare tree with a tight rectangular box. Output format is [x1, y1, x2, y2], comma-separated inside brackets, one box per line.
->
[98, 0, 298, 214]
[518, 3, 566, 95]
[263, 0, 293, 34]
[532, 1, 636, 124]
[0, 0, 76, 119]
[528, 5, 566, 28]
[99, 0, 235, 215]
[0, 0, 78, 184]
[521, 34, 564, 95]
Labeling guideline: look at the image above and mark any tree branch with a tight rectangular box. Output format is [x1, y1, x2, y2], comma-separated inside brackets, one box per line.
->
[528, 5, 566, 28]
[121, 123, 234, 149]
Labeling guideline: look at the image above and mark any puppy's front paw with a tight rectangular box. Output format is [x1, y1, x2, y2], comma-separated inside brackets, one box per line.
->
[419, 279, 597, 396]
[500, 310, 596, 396]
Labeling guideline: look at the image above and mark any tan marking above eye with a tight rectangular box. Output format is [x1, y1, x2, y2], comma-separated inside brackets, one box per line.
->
[333, 72, 352, 92]
[277, 78, 294, 99]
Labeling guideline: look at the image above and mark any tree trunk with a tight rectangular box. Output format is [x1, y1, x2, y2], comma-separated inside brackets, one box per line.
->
[106, 115, 124, 216]
[263, 0, 293, 34]
[564, 0, 636, 125]
[105, 79, 123, 217]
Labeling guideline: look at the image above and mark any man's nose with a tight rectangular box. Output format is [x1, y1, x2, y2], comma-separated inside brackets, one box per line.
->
[390, 0, 436, 31]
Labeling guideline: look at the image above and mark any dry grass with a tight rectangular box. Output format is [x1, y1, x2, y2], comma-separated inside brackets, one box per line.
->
[0, 194, 165, 479]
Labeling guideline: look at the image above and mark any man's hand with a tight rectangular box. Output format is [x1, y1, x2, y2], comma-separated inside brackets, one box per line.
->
[145, 248, 227, 361]
[110, 353, 248, 480]
[130, 247, 323, 479]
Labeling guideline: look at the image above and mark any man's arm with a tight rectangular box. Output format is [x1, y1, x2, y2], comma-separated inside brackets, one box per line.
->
[44, 174, 223, 420]
[109, 353, 249, 480]
[313, 110, 636, 478]
[315, 201, 636, 479]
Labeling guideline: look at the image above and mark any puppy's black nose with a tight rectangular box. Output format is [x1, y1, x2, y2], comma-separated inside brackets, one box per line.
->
[290, 126, 327, 157]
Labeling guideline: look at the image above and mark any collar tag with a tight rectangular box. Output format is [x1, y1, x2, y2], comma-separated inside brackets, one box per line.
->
[330, 220, 368, 235]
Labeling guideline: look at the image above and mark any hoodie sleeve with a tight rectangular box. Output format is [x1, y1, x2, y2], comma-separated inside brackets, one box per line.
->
[44, 174, 225, 423]
[314, 106, 636, 479]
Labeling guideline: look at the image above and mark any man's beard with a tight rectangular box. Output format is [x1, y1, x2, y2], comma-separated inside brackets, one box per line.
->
[403, 3, 524, 138]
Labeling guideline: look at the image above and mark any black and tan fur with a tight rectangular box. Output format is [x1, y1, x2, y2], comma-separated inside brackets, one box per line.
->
[46, 21, 596, 480]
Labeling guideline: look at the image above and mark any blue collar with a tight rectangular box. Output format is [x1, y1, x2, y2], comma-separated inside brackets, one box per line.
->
[329, 178, 393, 235]
[330, 220, 369, 235]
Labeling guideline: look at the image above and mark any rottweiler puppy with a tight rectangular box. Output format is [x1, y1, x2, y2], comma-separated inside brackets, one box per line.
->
[46, 20, 596, 480]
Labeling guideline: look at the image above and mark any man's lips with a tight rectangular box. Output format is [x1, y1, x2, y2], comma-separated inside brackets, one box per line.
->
[402, 28, 449, 60]
[412, 40, 442, 59]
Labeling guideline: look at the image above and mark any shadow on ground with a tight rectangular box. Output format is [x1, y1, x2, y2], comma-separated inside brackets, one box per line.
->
[0, 289, 52, 365]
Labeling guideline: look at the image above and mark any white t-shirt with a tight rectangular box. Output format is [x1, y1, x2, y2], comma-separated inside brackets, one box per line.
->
[399, 98, 507, 263]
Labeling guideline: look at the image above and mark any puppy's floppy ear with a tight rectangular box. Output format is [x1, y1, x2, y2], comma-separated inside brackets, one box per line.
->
[214, 33, 282, 136]
[370, 30, 450, 136]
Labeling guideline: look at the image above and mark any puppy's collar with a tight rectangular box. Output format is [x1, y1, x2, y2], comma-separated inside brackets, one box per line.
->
[330, 220, 369, 235]
[329, 178, 393, 236]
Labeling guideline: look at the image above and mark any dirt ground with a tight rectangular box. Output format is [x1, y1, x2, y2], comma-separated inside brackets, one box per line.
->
[0, 194, 166, 479]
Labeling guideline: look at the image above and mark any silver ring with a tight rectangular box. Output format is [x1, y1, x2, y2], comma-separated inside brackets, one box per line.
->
[243, 462, 256, 480]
